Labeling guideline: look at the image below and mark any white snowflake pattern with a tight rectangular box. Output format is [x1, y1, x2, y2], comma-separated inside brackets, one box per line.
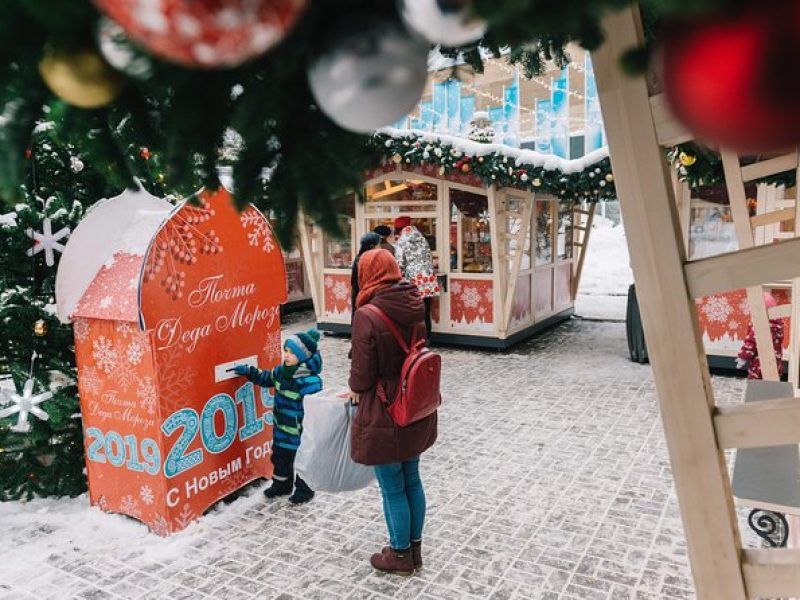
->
[450, 281, 462, 295]
[120, 495, 141, 518]
[113, 364, 137, 391]
[333, 280, 348, 301]
[99, 295, 113, 309]
[739, 297, 752, 315]
[174, 504, 195, 530]
[484, 288, 493, 302]
[241, 211, 275, 253]
[137, 376, 157, 415]
[462, 286, 481, 309]
[126, 339, 145, 365]
[701, 296, 733, 323]
[96, 495, 108, 511]
[115, 321, 135, 337]
[263, 330, 283, 360]
[728, 320, 740, 331]
[79, 366, 102, 395]
[73, 318, 90, 342]
[150, 513, 171, 537]
[324, 277, 334, 289]
[92, 336, 119, 374]
[139, 485, 154, 505]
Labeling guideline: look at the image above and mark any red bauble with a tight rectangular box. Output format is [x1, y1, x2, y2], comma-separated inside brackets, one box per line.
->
[662, 2, 800, 152]
[93, 0, 307, 68]
[139, 146, 151, 160]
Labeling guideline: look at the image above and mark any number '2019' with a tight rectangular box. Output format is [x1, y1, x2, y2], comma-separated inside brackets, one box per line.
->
[162, 382, 272, 478]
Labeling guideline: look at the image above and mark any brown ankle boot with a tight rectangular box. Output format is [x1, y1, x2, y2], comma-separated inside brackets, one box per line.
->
[411, 540, 422, 571]
[370, 546, 414, 576]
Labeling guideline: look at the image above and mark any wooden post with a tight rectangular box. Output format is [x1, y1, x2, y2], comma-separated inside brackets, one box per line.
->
[502, 197, 534, 333]
[592, 6, 747, 598]
[297, 211, 322, 321]
[571, 202, 595, 298]
[722, 152, 780, 381]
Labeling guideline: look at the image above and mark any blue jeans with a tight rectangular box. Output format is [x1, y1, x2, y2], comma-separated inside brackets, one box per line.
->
[374, 457, 426, 551]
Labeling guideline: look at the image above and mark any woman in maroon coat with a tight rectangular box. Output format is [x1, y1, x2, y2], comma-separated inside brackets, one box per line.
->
[348, 249, 438, 576]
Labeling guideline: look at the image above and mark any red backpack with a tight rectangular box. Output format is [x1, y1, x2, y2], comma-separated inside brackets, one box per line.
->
[364, 304, 442, 427]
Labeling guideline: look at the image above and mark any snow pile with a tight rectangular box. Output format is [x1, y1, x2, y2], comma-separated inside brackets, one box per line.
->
[575, 214, 634, 320]
[0, 484, 268, 566]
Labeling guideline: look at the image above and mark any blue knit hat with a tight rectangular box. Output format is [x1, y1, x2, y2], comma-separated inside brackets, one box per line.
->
[284, 328, 321, 362]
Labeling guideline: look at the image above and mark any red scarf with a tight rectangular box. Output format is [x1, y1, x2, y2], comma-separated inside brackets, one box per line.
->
[356, 249, 401, 308]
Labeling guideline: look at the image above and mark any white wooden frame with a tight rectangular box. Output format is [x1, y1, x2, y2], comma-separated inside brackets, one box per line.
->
[594, 5, 800, 598]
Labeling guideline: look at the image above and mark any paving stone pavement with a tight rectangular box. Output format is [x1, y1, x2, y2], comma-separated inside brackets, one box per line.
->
[1, 313, 760, 600]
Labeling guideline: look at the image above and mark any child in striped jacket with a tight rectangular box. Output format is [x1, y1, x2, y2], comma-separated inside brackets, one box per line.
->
[234, 329, 323, 504]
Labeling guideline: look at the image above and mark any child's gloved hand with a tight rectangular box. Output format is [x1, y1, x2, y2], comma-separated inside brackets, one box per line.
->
[233, 364, 257, 379]
[735, 358, 748, 370]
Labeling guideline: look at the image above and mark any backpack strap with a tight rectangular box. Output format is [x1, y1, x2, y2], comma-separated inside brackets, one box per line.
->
[363, 304, 413, 354]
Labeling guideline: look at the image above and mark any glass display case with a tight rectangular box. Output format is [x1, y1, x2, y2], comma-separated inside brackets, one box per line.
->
[688, 201, 737, 260]
[535, 199, 554, 266]
[450, 189, 493, 273]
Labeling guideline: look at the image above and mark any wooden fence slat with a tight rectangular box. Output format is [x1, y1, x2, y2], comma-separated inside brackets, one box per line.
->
[684, 237, 800, 298]
[742, 549, 800, 598]
[714, 396, 800, 449]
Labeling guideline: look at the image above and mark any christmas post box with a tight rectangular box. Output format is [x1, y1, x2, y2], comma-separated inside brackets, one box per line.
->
[55, 186, 286, 535]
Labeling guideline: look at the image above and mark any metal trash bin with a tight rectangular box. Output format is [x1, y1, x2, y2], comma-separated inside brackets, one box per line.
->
[626, 283, 649, 364]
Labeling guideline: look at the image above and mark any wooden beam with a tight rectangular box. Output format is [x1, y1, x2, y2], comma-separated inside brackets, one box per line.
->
[714, 396, 800, 449]
[742, 548, 800, 599]
[502, 198, 533, 333]
[722, 151, 780, 379]
[684, 237, 800, 298]
[572, 203, 595, 297]
[740, 153, 799, 183]
[768, 304, 793, 319]
[593, 7, 746, 598]
[749, 207, 796, 228]
[649, 93, 694, 146]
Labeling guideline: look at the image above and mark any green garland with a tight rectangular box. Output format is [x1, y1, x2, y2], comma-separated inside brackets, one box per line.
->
[373, 131, 616, 201]
[2, 0, 718, 247]
[668, 143, 797, 190]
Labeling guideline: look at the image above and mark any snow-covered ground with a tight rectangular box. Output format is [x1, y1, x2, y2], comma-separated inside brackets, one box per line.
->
[574, 213, 634, 321]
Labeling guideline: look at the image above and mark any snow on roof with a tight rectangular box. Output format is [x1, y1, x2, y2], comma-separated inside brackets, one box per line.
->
[377, 127, 610, 174]
[55, 188, 173, 323]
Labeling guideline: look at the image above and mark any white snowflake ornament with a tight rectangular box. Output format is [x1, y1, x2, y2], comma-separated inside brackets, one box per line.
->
[27, 218, 70, 267]
[0, 378, 53, 433]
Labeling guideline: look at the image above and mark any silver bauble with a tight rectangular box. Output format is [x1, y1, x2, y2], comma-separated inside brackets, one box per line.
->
[401, 0, 487, 47]
[307, 19, 429, 133]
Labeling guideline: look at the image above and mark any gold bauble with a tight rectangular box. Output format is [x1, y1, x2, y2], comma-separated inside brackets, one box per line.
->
[605, 173, 613, 183]
[532, 177, 542, 187]
[34, 319, 48, 337]
[678, 152, 697, 167]
[39, 47, 124, 109]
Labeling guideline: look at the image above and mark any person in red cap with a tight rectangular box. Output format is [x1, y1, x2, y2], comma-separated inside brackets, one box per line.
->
[393, 216, 439, 339]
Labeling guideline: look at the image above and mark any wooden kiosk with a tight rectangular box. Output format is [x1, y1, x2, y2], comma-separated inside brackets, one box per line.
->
[298, 130, 611, 349]
[593, 5, 800, 597]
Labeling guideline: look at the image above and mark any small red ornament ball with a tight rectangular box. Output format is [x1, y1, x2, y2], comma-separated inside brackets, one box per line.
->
[139, 147, 151, 160]
[93, 0, 307, 68]
[460, 163, 471, 174]
[662, 2, 800, 153]
[24, 148, 32, 159]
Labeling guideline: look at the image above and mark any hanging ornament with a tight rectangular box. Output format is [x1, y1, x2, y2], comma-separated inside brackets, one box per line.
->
[38, 46, 124, 109]
[97, 17, 154, 81]
[70, 156, 85, 173]
[93, 0, 307, 68]
[308, 16, 429, 133]
[140, 147, 152, 160]
[0, 378, 53, 433]
[605, 173, 614, 183]
[478, 209, 490, 225]
[26, 218, 70, 267]
[33, 320, 48, 337]
[532, 177, 541, 187]
[401, 0, 487, 47]
[678, 152, 697, 167]
[662, 2, 800, 152]
[24, 148, 32, 159]
[460, 162, 471, 173]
